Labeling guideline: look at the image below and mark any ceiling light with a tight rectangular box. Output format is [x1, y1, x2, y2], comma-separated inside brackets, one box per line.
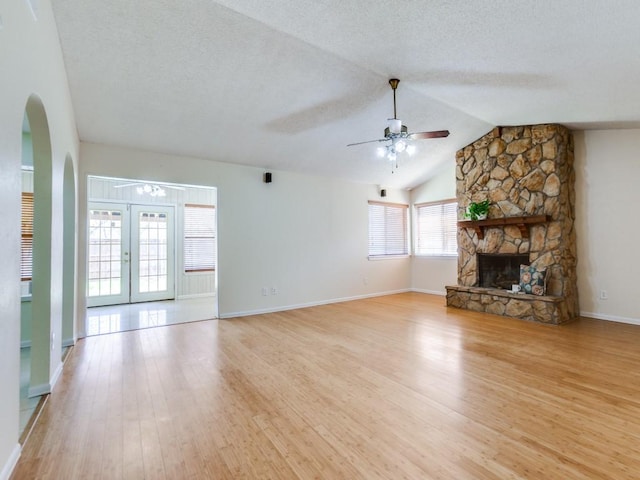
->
[375, 138, 415, 172]
[135, 183, 166, 197]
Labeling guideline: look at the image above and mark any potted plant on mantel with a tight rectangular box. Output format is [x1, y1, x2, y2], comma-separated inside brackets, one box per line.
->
[465, 200, 490, 221]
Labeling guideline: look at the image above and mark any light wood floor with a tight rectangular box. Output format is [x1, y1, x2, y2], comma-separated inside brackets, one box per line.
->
[11, 293, 640, 479]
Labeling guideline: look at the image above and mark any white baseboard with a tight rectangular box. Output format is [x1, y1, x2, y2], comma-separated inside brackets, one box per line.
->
[28, 383, 51, 398]
[411, 288, 446, 296]
[22, 364, 64, 398]
[50, 362, 63, 391]
[580, 311, 640, 326]
[0, 444, 20, 480]
[26, 339, 75, 347]
[218, 289, 411, 319]
[176, 293, 216, 300]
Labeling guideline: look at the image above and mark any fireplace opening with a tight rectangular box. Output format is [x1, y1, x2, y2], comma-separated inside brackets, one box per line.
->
[478, 254, 529, 289]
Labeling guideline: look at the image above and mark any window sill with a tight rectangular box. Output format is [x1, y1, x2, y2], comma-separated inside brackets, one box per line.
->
[184, 270, 216, 276]
[368, 254, 410, 261]
[414, 254, 458, 259]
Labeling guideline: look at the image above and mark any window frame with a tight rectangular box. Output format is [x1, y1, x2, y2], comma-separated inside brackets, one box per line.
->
[183, 203, 216, 273]
[368, 200, 410, 259]
[414, 198, 458, 257]
[21, 191, 34, 281]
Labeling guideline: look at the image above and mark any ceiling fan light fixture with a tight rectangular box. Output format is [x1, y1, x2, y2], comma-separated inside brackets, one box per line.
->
[135, 183, 167, 197]
[346, 78, 450, 174]
[151, 185, 167, 197]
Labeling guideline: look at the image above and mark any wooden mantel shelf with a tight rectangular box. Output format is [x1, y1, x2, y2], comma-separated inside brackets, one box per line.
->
[458, 215, 549, 239]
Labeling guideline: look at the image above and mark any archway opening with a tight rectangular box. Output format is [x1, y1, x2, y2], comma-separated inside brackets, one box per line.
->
[19, 95, 56, 446]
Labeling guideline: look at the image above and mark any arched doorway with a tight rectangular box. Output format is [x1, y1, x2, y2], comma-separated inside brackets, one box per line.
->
[23, 95, 55, 400]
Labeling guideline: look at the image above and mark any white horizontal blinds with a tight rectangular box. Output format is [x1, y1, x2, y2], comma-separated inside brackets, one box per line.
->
[184, 204, 216, 272]
[368, 201, 409, 256]
[415, 199, 458, 256]
[21, 192, 34, 280]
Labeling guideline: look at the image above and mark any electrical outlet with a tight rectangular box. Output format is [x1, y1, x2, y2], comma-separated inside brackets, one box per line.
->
[600, 290, 608, 300]
[271, 286, 278, 295]
[261, 287, 268, 296]
[363, 276, 369, 285]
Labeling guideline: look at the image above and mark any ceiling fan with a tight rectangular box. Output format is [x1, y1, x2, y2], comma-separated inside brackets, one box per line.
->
[347, 78, 449, 171]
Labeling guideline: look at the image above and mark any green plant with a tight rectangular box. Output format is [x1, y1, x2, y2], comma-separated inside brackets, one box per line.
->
[465, 200, 490, 221]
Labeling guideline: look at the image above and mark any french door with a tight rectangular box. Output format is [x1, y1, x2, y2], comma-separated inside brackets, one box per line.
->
[87, 202, 175, 307]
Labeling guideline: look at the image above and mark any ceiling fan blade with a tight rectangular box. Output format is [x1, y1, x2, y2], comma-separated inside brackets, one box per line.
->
[408, 130, 450, 140]
[347, 138, 388, 147]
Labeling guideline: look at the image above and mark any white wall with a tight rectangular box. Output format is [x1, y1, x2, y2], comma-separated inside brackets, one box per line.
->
[410, 163, 458, 295]
[574, 129, 640, 324]
[78, 142, 412, 326]
[0, 1, 79, 478]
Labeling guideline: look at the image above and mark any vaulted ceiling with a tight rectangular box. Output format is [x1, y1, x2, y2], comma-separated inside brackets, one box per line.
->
[52, 1, 640, 189]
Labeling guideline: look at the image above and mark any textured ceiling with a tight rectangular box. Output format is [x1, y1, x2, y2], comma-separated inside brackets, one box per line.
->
[51, 0, 640, 189]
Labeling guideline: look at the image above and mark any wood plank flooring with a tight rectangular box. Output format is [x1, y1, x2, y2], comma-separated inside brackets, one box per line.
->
[11, 293, 640, 479]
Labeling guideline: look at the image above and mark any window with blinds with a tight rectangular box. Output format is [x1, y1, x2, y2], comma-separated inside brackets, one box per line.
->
[368, 201, 409, 257]
[415, 199, 458, 256]
[21, 192, 34, 280]
[184, 204, 216, 272]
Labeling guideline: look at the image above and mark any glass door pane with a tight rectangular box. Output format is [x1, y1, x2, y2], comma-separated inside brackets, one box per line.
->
[86, 202, 130, 307]
[130, 205, 175, 303]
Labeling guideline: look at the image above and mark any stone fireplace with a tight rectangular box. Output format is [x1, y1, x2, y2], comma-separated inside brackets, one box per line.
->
[478, 253, 529, 289]
[446, 124, 578, 324]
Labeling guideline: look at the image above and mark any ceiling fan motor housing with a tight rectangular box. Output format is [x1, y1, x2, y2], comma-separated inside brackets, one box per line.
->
[384, 124, 408, 138]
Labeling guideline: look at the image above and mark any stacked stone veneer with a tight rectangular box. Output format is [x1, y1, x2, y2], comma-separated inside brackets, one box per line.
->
[446, 124, 578, 324]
